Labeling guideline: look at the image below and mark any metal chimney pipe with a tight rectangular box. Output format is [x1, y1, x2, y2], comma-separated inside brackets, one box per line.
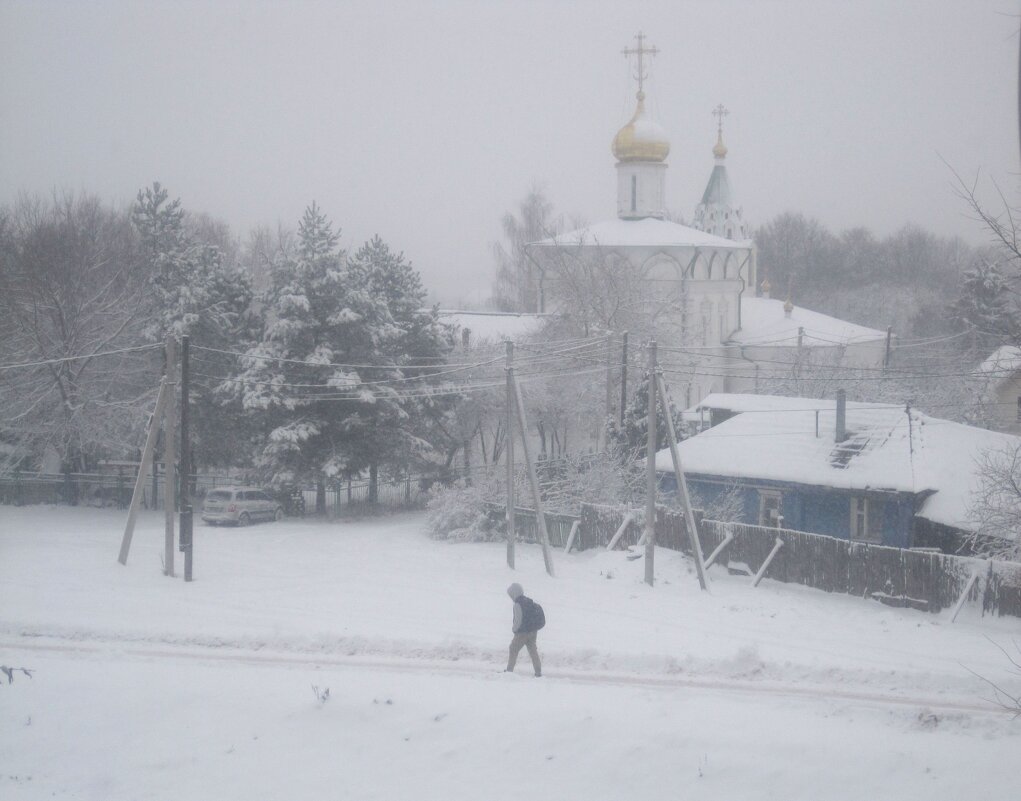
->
[835, 390, 847, 443]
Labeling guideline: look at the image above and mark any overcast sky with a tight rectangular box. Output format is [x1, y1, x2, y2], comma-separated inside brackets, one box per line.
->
[1, 0, 1018, 306]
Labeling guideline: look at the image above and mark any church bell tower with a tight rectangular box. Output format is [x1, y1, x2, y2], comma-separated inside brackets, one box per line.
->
[612, 33, 670, 220]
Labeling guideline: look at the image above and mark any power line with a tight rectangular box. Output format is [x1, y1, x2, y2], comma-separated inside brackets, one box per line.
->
[0, 344, 161, 372]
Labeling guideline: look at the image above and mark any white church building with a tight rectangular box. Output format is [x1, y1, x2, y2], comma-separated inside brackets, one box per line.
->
[523, 34, 888, 406]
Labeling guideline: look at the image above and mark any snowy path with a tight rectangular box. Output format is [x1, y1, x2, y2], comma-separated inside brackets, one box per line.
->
[1, 505, 1018, 800]
[2, 633, 1012, 717]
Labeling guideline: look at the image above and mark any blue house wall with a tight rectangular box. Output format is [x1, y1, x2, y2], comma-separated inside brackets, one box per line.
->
[658, 471, 917, 548]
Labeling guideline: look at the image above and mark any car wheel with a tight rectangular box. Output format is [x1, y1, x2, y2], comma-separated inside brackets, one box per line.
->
[238, 512, 251, 527]
[274, 507, 284, 521]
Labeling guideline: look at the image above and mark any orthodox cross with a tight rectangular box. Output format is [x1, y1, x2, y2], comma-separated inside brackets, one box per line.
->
[622, 32, 659, 95]
[712, 103, 730, 135]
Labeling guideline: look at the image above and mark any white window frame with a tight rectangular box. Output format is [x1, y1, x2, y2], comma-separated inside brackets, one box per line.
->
[758, 490, 783, 528]
[850, 496, 884, 543]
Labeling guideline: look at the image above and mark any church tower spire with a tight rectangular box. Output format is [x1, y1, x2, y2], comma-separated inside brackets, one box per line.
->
[612, 33, 670, 220]
[693, 104, 749, 240]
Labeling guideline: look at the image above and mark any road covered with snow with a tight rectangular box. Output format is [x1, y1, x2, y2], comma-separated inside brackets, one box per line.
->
[1, 506, 1017, 800]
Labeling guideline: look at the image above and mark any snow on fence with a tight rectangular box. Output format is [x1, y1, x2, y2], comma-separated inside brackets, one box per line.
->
[0, 471, 429, 516]
[483, 504, 579, 549]
[485, 501, 1021, 618]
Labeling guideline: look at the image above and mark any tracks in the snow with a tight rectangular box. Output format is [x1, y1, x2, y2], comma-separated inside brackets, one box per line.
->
[2, 633, 1010, 717]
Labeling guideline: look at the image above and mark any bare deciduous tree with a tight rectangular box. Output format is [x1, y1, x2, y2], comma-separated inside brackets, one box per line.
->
[0, 193, 154, 472]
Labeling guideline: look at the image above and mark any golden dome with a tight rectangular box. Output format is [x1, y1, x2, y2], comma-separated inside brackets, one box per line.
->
[612, 92, 670, 163]
[712, 129, 728, 159]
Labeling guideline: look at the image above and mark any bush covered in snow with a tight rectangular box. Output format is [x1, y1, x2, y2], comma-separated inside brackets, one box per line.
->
[426, 481, 502, 543]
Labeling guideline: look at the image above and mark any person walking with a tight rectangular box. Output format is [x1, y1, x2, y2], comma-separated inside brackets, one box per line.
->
[505, 582, 544, 677]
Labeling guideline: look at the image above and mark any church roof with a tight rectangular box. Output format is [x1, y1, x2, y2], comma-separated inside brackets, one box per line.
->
[531, 217, 748, 251]
[437, 310, 549, 343]
[700, 164, 733, 206]
[733, 298, 888, 347]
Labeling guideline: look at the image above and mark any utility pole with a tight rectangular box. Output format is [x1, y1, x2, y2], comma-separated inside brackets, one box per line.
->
[620, 331, 629, 430]
[163, 336, 177, 577]
[644, 341, 657, 586]
[512, 374, 556, 577]
[505, 341, 515, 569]
[605, 332, 614, 441]
[180, 335, 194, 582]
[883, 326, 893, 369]
[655, 371, 709, 591]
[118, 378, 172, 565]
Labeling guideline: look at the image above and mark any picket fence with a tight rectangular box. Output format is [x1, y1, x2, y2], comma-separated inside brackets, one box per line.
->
[494, 502, 1021, 619]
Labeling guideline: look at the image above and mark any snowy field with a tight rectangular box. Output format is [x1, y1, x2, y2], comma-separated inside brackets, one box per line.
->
[1, 506, 1018, 800]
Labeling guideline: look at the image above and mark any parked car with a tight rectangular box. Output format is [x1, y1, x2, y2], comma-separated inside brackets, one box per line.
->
[201, 487, 284, 526]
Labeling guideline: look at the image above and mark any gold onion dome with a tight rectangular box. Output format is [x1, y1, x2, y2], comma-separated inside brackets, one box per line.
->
[713, 129, 728, 159]
[612, 91, 670, 163]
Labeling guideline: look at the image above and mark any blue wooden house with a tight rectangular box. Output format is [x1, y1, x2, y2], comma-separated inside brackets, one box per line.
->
[656, 394, 1021, 552]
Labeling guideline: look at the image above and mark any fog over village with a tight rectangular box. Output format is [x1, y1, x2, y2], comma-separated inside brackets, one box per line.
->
[2, 2, 1021, 800]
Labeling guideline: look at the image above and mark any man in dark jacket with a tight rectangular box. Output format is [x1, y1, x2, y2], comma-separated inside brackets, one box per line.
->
[505, 582, 542, 677]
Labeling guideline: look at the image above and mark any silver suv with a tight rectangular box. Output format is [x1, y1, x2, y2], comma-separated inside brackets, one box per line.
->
[201, 487, 284, 526]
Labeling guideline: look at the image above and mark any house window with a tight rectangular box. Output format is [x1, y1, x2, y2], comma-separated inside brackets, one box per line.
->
[850, 497, 885, 543]
[758, 491, 782, 528]
[631, 175, 637, 212]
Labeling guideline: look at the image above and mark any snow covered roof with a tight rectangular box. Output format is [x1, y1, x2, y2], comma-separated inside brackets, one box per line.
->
[687, 393, 890, 416]
[530, 217, 749, 251]
[655, 396, 1021, 532]
[978, 346, 1021, 388]
[437, 310, 549, 343]
[733, 297, 888, 347]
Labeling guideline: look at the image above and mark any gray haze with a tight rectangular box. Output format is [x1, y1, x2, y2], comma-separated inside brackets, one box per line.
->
[1, 0, 1017, 306]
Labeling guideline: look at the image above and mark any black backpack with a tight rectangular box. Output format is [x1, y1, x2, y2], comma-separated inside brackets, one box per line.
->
[518, 595, 546, 632]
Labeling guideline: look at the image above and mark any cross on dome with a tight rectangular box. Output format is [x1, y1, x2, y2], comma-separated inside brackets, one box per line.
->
[712, 103, 730, 159]
[622, 31, 659, 98]
[712, 104, 729, 134]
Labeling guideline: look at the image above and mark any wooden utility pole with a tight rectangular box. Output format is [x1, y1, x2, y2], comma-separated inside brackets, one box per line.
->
[163, 336, 177, 577]
[604, 332, 614, 439]
[118, 379, 172, 565]
[883, 326, 893, 369]
[644, 341, 657, 586]
[505, 341, 516, 569]
[511, 374, 556, 577]
[620, 331, 629, 429]
[655, 371, 709, 591]
[180, 335, 194, 582]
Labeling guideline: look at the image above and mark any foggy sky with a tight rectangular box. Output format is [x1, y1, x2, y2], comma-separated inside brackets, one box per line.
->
[1, 0, 1018, 306]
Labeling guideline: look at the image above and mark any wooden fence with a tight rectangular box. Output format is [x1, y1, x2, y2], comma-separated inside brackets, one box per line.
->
[483, 504, 579, 549]
[486, 501, 1021, 619]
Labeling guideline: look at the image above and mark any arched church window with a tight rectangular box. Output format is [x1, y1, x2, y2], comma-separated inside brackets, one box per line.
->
[699, 299, 712, 346]
[630, 175, 637, 213]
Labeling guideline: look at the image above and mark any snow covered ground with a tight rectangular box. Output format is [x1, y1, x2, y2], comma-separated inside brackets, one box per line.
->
[1, 505, 1017, 800]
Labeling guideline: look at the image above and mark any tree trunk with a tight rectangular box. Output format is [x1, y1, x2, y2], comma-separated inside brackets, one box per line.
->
[315, 477, 326, 515]
[369, 463, 378, 504]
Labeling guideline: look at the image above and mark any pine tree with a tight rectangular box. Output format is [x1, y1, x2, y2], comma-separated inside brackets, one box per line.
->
[239, 209, 449, 500]
[133, 182, 257, 468]
[951, 261, 1019, 350]
[607, 371, 685, 459]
